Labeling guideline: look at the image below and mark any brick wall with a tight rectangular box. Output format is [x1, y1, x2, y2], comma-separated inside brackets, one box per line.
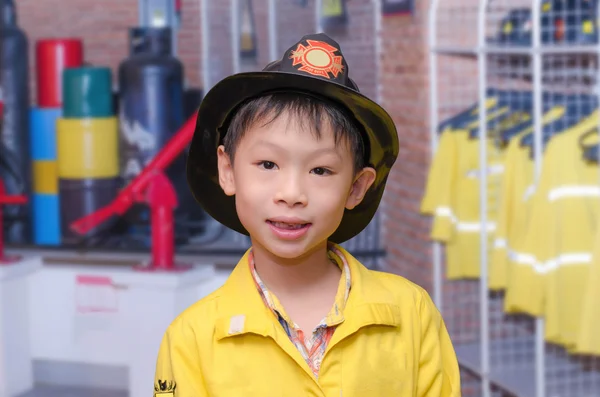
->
[379, 2, 434, 291]
[276, 0, 318, 58]
[204, 1, 233, 88]
[321, 0, 378, 102]
[178, 0, 203, 87]
[15, 0, 204, 102]
[243, 0, 271, 71]
[17, 0, 137, 104]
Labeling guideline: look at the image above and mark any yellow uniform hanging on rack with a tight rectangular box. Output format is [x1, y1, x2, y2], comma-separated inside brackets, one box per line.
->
[430, 132, 504, 279]
[490, 106, 565, 291]
[489, 135, 534, 291]
[577, 225, 600, 356]
[421, 127, 467, 279]
[421, 127, 457, 216]
[543, 124, 600, 351]
[421, 97, 499, 215]
[505, 111, 600, 350]
[426, 107, 528, 279]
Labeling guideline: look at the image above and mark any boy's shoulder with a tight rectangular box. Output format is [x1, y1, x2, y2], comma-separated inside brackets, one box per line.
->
[167, 284, 225, 331]
[368, 268, 427, 292]
[364, 267, 436, 307]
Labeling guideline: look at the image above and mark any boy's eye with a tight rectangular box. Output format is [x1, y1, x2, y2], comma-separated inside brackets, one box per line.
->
[311, 167, 332, 176]
[258, 161, 277, 170]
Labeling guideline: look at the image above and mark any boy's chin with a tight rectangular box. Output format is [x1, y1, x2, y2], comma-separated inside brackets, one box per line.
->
[252, 236, 328, 261]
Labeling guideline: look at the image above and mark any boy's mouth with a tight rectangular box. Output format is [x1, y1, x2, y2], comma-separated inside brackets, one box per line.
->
[266, 218, 312, 240]
[266, 220, 311, 230]
[267, 219, 310, 230]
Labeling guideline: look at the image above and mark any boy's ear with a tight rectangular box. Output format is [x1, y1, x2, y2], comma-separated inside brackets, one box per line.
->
[345, 167, 377, 210]
[217, 145, 236, 196]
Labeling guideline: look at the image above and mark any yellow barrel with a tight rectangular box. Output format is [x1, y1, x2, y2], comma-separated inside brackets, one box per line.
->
[56, 117, 119, 179]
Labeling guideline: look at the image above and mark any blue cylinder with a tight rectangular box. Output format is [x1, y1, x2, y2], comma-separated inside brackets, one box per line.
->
[32, 194, 60, 245]
[30, 107, 61, 160]
[29, 107, 61, 245]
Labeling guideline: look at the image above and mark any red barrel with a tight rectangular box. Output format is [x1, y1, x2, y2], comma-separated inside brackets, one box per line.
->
[35, 39, 84, 107]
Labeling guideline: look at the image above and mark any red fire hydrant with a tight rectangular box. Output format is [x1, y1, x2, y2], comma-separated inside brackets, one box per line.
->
[0, 178, 27, 264]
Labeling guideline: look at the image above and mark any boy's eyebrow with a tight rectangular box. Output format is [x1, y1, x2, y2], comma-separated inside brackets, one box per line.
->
[251, 140, 342, 157]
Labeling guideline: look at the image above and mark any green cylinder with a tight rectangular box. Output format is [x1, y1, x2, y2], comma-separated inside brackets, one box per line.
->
[62, 66, 113, 118]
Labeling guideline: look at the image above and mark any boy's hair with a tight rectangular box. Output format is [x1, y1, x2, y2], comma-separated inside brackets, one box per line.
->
[222, 92, 367, 173]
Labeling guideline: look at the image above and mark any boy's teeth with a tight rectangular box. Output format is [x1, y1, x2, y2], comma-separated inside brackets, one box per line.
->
[272, 221, 305, 230]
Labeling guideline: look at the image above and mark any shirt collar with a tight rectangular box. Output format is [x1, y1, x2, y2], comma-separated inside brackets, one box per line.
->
[213, 244, 402, 342]
[248, 243, 352, 328]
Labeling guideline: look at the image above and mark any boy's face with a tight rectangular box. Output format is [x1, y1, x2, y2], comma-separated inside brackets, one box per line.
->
[216, 111, 376, 260]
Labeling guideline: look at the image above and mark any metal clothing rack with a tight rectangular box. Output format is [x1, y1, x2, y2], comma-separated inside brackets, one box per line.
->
[428, 0, 600, 396]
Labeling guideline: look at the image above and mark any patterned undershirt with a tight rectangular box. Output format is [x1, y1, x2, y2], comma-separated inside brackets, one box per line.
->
[248, 244, 351, 378]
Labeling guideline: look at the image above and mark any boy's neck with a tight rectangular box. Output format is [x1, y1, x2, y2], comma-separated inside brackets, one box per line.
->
[250, 240, 341, 296]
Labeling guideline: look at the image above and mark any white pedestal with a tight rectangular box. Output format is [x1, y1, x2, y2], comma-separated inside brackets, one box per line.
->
[0, 256, 43, 397]
[28, 262, 220, 397]
[125, 267, 216, 397]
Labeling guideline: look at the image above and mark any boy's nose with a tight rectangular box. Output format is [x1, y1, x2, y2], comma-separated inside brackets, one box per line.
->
[274, 175, 308, 207]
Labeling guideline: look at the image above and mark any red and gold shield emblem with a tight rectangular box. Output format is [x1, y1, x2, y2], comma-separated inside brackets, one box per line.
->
[290, 40, 344, 79]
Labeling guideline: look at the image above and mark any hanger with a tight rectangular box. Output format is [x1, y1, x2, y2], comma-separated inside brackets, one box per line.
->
[437, 89, 501, 134]
[437, 102, 482, 134]
[520, 93, 597, 149]
[437, 88, 533, 134]
[468, 90, 533, 140]
[499, 92, 550, 145]
[501, 99, 567, 146]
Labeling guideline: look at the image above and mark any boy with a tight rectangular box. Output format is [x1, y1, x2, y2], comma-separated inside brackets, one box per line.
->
[154, 33, 461, 396]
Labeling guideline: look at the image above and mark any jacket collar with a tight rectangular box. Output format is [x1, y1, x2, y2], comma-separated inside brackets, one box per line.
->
[214, 244, 402, 342]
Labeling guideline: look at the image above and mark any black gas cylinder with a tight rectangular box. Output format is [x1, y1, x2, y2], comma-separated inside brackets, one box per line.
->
[0, 0, 31, 244]
[118, 27, 187, 241]
[59, 178, 120, 247]
[128, 27, 158, 55]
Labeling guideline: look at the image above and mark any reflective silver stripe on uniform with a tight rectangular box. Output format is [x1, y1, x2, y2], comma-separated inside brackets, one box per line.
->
[548, 185, 600, 202]
[466, 164, 505, 179]
[540, 253, 593, 274]
[508, 250, 547, 274]
[493, 238, 507, 249]
[456, 221, 496, 232]
[508, 249, 592, 274]
[435, 206, 496, 233]
[522, 184, 536, 202]
[435, 206, 456, 222]
[508, 249, 537, 266]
